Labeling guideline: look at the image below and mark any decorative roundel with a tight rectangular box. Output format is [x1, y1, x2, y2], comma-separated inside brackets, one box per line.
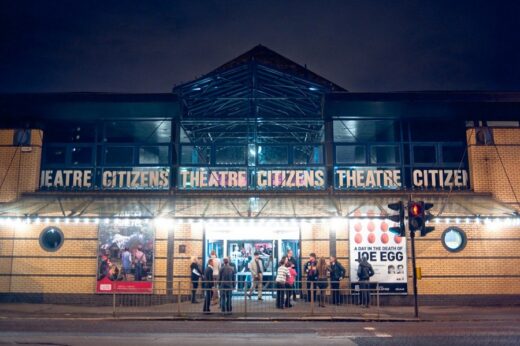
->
[367, 221, 376, 232]
[381, 233, 389, 244]
[441, 227, 467, 253]
[354, 222, 363, 232]
[367, 233, 376, 244]
[39, 226, 64, 252]
[394, 235, 403, 244]
[380, 221, 389, 232]
[354, 233, 363, 244]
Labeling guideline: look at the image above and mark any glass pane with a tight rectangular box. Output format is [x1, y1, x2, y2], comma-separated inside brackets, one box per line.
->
[370, 146, 400, 164]
[71, 146, 93, 165]
[181, 146, 211, 164]
[444, 229, 463, 250]
[334, 120, 400, 142]
[442, 145, 466, 163]
[258, 146, 288, 165]
[216, 146, 246, 165]
[105, 147, 134, 165]
[105, 121, 171, 143]
[257, 121, 324, 144]
[409, 120, 465, 142]
[44, 122, 96, 143]
[45, 146, 66, 164]
[336, 145, 366, 164]
[139, 146, 169, 165]
[413, 145, 436, 164]
[294, 145, 323, 165]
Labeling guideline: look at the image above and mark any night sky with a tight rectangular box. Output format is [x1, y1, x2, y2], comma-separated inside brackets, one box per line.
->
[1, 0, 519, 93]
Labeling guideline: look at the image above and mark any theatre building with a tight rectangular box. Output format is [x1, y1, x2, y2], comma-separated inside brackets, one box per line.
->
[0, 45, 519, 305]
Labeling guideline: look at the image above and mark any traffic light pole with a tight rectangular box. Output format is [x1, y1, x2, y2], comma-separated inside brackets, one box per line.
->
[410, 229, 419, 318]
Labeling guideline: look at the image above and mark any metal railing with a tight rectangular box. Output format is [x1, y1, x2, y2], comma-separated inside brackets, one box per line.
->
[110, 280, 381, 318]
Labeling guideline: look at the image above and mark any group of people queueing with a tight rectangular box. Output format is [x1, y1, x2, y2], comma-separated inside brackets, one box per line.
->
[190, 249, 375, 314]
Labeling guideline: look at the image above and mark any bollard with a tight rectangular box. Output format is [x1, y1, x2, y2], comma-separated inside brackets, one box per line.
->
[177, 281, 181, 316]
[112, 292, 116, 318]
[310, 282, 315, 315]
[376, 282, 380, 316]
[244, 287, 248, 317]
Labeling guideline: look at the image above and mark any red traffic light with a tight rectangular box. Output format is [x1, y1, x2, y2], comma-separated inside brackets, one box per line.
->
[409, 202, 423, 217]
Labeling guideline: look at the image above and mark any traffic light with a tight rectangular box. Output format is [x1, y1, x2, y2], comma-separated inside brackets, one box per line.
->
[387, 201, 405, 237]
[421, 202, 435, 237]
[408, 201, 424, 231]
[408, 201, 436, 236]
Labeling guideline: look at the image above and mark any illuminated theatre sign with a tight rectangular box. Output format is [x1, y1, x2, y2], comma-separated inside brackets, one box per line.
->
[178, 168, 326, 190]
[40, 168, 170, 190]
[334, 168, 469, 190]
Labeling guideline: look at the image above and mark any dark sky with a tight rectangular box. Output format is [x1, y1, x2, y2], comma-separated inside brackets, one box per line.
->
[1, 0, 519, 93]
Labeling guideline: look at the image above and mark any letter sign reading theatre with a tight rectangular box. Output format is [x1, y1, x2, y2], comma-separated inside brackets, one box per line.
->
[178, 168, 326, 190]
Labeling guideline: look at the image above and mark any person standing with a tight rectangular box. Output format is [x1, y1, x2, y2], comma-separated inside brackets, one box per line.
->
[120, 247, 132, 281]
[357, 255, 375, 308]
[218, 258, 235, 314]
[316, 257, 329, 307]
[203, 259, 214, 314]
[210, 250, 221, 305]
[190, 256, 203, 303]
[286, 249, 298, 300]
[285, 261, 297, 308]
[247, 251, 264, 300]
[275, 258, 289, 309]
[329, 256, 346, 305]
[133, 246, 146, 282]
[304, 253, 318, 302]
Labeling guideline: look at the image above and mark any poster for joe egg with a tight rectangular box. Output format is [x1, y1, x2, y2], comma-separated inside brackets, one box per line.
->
[349, 218, 408, 294]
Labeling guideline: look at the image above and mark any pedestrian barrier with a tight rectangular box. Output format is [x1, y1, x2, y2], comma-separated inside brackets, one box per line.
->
[110, 279, 381, 318]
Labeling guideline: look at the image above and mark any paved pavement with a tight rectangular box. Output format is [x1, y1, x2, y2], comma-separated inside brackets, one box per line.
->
[1, 300, 520, 322]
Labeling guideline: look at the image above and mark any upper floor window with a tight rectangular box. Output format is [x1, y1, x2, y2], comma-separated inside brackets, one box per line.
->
[334, 120, 400, 143]
[104, 120, 171, 143]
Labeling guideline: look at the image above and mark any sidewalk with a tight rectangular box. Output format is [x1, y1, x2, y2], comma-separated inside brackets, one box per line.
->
[1, 302, 519, 322]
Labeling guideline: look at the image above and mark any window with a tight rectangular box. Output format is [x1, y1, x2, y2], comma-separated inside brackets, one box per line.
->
[181, 146, 211, 164]
[258, 146, 288, 165]
[413, 145, 436, 164]
[105, 147, 134, 165]
[370, 146, 400, 165]
[45, 146, 66, 164]
[44, 122, 96, 143]
[139, 146, 169, 165]
[39, 227, 64, 252]
[13, 129, 31, 146]
[441, 227, 467, 252]
[336, 145, 366, 164]
[294, 145, 323, 165]
[104, 120, 171, 143]
[216, 146, 246, 165]
[334, 120, 400, 142]
[71, 146, 93, 165]
[442, 145, 466, 164]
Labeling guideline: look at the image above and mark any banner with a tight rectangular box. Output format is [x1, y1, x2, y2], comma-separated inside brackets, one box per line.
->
[349, 219, 407, 294]
[96, 222, 155, 294]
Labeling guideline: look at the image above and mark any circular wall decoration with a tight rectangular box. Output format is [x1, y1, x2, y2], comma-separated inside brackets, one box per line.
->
[441, 227, 467, 253]
[39, 227, 64, 252]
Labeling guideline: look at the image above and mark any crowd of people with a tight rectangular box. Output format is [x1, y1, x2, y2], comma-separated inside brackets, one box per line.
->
[189, 250, 374, 314]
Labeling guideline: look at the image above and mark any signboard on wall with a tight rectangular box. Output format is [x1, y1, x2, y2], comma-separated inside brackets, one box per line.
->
[96, 223, 155, 294]
[349, 219, 408, 294]
[178, 167, 326, 190]
[335, 168, 469, 190]
[39, 168, 170, 190]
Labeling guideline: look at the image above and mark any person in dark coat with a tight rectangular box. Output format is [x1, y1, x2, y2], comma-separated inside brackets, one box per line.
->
[304, 253, 318, 302]
[190, 256, 203, 303]
[203, 259, 214, 313]
[329, 256, 346, 305]
[357, 255, 375, 308]
[218, 257, 236, 314]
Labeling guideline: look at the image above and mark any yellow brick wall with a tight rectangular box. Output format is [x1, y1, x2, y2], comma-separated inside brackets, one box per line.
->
[467, 127, 520, 211]
[0, 129, 42, 202]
